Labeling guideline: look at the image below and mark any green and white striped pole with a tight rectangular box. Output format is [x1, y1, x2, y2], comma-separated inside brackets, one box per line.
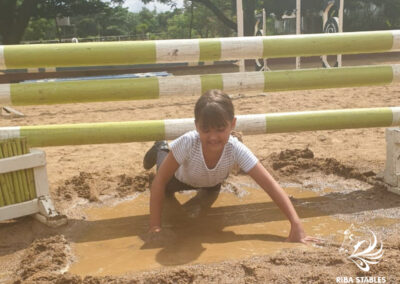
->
[0, 65, 399, 106]
[0, 30, 399, 69]
[0, 107, 399, 147]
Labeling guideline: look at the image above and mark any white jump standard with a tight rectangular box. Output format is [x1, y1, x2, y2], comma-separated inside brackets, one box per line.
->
[0, 149, 67, 227]
[383, 128, 400, 195]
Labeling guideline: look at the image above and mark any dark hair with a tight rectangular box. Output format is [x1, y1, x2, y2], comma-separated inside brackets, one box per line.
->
[194, 89, 235, 130]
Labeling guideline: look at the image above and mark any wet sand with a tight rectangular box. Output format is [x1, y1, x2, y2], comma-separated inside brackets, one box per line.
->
[69, 187, 350, 276]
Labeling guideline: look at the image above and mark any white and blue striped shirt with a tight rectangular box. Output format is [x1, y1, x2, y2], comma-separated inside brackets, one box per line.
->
[170, 130, 258, 188]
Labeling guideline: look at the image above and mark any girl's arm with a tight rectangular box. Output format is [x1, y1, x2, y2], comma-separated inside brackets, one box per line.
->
[248, 162, 317, 243]
[149, 151, 180, 232]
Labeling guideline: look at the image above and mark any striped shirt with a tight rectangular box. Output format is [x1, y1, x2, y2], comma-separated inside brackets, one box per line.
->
[170, 130, 258, 188]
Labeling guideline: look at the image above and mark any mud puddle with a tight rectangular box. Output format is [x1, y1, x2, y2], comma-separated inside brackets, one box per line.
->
[68, 186, 352, 277]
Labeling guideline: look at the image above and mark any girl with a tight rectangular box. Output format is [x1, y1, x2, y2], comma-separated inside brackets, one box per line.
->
[144, 89, 317, 244]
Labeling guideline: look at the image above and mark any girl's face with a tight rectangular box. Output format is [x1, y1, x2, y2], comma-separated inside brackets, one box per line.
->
[196, 118, 237, 153]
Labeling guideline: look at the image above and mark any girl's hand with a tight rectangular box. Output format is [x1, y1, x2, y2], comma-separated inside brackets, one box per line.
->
[149, 225, 162, 233]
[286, 222, 321, 244]
[146, 226, 163, 243]
[145, 226, 176, 246]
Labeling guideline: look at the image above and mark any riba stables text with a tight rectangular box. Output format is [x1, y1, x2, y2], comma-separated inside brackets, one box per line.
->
[336, 276, 386, 283]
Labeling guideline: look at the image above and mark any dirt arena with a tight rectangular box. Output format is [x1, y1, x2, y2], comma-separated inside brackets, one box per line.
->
[1, 54, 400, 283]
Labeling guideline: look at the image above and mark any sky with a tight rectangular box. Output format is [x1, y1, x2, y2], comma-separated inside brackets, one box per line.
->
[123, 0, 184, 13]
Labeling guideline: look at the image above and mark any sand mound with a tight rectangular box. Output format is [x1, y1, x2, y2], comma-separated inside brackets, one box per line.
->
[13, 235, 72, 283]
[55, 171, 154, 203]
[265, 148, 378, 185]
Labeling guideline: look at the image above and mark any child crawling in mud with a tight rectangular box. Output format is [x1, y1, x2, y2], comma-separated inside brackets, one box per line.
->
[143, 89, 318, 244]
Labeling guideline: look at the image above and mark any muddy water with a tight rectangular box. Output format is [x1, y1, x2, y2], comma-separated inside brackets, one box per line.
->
[69, 187, 351, 276]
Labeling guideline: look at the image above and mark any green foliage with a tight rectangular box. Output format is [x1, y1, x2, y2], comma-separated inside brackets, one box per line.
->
[189, 1, 234, 38]
[0, 0, 115, 44]
[8, 0, 400, 44]
[75, 18, 98, 37]
[166, 12, 189, 38]
[35, 0, 109, 18]
[23, 18, 56, 41]
[343, 0, 400, 31]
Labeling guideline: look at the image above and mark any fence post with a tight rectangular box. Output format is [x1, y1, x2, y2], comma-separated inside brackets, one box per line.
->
[383, 128, 400, 195]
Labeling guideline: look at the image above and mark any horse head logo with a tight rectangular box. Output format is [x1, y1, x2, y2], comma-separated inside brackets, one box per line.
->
[339, 224, 384, 272]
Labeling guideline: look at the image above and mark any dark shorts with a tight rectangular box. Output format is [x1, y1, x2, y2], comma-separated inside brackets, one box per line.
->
[165, 176, 221, 195]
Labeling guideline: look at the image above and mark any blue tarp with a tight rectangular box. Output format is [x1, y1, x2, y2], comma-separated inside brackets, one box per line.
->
[21, 72, 170, 83]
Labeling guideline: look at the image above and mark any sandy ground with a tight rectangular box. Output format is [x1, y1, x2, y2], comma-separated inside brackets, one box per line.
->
[1, 54, 400, 283]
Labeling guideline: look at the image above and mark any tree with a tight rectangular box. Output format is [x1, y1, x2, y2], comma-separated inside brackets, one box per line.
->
[340, 0, 400, 31]
[141, 0, 243, 34]
[0, 0, 120, 44]
[22, 17, 57, 42]
[139, 0, 299, 37]
[188, 1, 234, 38]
